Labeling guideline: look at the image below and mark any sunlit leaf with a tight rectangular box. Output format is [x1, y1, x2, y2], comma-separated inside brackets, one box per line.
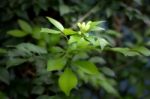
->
[59, 68, 78, 96]
[47, 17, 64, 31]
[7, 30, 28, 37]
[63, 29, 77, 35]
[41, 28, 61, 34]
[74, 61, 99, 75]
[47, 58, 67, 71]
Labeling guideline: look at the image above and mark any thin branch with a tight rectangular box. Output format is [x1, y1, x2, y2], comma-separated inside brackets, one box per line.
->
[71, 4, 99, 29]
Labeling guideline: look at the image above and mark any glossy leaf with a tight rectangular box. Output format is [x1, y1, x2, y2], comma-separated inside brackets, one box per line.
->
[41, 28, 61, 34]
[18, 19, 32, 33]
[74, 61, 99, 75]
[59, 68, 78, 96]
[7, 30, 28, 37]
[47, 17, 64, 31]
[47, 58, 67, 71]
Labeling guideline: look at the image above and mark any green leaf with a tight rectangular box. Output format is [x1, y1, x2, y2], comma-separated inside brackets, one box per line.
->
[41, 28, 61, 34]
[91, 27, 105, 31]
[46, 17, 64, 31]
[18, 19, 32, 33]
[68, 35, 80, 44]
[100, 79, 119, 96]
[31, 86, 44, 95]
[7, 29, 28, 37]
[47, 58, 67, 71]
[0, 67, 9, 84]
[63, 29, 77, 35]
[89, 57, 106, 64]
[59, 4, 71, 16]
[90, 21, 105, 27]
[110, 48, 140, 56]
[0, 92, 8, 99]
[101, 67, 115, 77]
[99, 38, 109, 50]
[74, 61, 99, 75]
[68, 36, 89, 49]
[107, 30, 121, 37]
[59, 68, 78, 96]
[49, 46, 64, 53]
[6, 58, 27, 68]
[0, 48, 7, 54]
[132, 47, 150, 56]
[16, 43, 47, 54]
[32, 26, 42, 39]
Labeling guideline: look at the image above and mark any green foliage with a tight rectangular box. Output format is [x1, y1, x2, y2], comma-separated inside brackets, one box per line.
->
[0, 0, 150, 98]
[0, 67, 9, 84]
[46, 17, 64, 31]
[74, 61, 99, 75]
[7, 30, 27, 37]
[59, 68, 78, 96]
[41, 28, 61, 34]
[18, 20, 32, 33]
[47, 58, 67, 71]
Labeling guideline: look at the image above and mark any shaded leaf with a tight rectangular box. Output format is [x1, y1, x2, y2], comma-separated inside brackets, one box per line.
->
[16, 43, 47, 55]
[31, 86, 44, 95]
[99, 38, 109, 50]
[111, 48, 140, 56]
[37, 95, 51, 99]
[18, 19, 32, 33]
[132, 47, 150, 56]
[101, 67, 115, 77]
[0, 92, 8, 99]
[6, 58, 27, 68]
[89, 56, 106, 64]
[32, 26, 42, 39]
[0, 67, 9, 84]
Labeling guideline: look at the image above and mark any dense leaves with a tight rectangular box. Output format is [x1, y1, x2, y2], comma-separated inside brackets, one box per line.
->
[0, 0, 150, 99]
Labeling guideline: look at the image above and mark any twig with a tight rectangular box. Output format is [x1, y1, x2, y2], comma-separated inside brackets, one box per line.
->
[71, 4, 99, 29]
